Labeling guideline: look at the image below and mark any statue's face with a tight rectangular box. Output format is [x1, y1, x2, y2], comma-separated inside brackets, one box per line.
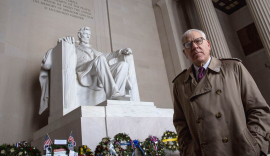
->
[80, 30, 91, 44]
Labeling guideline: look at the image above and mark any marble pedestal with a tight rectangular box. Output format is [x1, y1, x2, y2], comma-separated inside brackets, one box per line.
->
[32, 100, 178, 155]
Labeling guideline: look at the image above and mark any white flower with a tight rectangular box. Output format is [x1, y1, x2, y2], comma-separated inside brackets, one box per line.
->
[10, 148, 15, 152]
[19, 152, 23, 155]
[1, 150, 5, 154]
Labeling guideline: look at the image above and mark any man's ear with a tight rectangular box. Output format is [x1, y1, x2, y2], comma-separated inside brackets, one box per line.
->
[207, 40, 211, 50]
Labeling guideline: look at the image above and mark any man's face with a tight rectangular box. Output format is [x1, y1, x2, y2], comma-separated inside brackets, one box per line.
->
[80, 30, 91, 44]
[182, 31, 211, 67]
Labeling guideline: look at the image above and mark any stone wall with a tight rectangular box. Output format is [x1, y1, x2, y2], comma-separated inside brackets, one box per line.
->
[107, 0, 172, 108]
[0, 0, 172, 144]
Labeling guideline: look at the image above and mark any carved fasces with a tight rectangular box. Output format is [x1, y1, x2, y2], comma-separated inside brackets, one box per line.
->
[61, 38, 77, 111]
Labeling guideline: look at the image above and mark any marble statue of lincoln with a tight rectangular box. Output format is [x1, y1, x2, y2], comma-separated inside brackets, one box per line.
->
[62, 27, 132, 100]
[39, 26, 139, 114]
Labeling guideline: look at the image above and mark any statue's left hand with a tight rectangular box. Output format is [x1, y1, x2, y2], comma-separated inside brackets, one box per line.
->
[122, 48, 132, 55]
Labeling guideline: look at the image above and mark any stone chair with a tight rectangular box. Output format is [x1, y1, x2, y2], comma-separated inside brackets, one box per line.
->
[39, 41, 140, 123]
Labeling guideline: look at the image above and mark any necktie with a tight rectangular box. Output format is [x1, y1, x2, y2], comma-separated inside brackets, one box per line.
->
[198, 67, 205, 82]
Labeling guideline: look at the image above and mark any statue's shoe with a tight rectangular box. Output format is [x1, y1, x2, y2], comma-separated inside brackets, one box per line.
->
[110, 93, 131, 101]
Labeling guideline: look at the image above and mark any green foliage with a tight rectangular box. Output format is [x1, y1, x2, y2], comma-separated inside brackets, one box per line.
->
[78, 145, 93, 156]
[113, 133, 133, 156]
[141, 136, 165, 156]
[94, 137, 111, 156]
[0, 142, 41, 156]
[161, 131, 179, 152]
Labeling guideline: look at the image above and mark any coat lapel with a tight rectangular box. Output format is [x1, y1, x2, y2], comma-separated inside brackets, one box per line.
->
[183, 66, 197, 98]
[190, 73, 212, 99]
[188, 57, 222, 100]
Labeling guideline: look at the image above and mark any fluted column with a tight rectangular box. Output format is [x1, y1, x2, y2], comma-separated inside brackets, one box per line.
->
[246, 0, 270, 62]
[193, 0, 231, 58]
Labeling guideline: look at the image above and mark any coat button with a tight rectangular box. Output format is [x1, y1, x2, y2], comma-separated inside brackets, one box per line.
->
[216, 89, 222, 95]
[196, 118, 203, 124]
[216, 112, 222, 118]
[201, 142, 207, 148]
[222, 137, 228, 143]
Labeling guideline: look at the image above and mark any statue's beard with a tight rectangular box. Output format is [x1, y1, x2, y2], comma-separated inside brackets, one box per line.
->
[81, 37, 90, 44]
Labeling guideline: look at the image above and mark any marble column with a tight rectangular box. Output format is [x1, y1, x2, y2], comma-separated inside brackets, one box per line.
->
[246, 0, 270, 62]
[193, 0, 231, 58]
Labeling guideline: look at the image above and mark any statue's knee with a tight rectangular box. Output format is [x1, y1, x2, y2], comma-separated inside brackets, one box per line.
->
[98, 55, 107, 63]
[119, 61, 129, 69]
[118, 61, 129, 71]
[99, 55, 106, 60]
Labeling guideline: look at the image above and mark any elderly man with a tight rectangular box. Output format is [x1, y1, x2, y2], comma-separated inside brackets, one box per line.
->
[172, 29, 270, 156]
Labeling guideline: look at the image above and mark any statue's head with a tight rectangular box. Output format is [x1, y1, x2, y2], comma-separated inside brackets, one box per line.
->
[78, 27, 91, 44]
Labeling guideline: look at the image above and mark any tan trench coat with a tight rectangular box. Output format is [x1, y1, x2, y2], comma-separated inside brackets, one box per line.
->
[173, 57, 270, 156]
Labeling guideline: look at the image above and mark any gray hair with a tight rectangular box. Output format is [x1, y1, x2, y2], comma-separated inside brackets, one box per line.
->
[78, 27, 91, 39]
[181, 29, 207, 43]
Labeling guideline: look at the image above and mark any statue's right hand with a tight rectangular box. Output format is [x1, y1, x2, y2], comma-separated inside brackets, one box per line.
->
[58, 36, 75, 44]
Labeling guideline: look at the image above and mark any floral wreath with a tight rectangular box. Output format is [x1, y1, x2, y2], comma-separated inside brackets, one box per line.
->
[161, 131, 178, 152]
[94, 137, 111, 156]
[141, 136, 165, 156]
[0, 144, 17, 156]
[78, 145, 93, 156]
[113, 133, 133, 156]
[0, 142, 41, 156]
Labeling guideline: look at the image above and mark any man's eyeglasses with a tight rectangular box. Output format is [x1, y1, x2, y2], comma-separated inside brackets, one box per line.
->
[183, 37, 205, 49]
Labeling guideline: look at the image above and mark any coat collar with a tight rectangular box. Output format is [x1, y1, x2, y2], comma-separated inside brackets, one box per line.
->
[207, 57, 222, 73]
[184, 56, 221, 83]
[183, 56, 221, 99]
[184, 65, 195, 83]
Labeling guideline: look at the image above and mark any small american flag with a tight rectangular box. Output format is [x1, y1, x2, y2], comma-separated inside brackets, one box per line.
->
[43, 134, 52, 150]
[68, 132, 75, 143]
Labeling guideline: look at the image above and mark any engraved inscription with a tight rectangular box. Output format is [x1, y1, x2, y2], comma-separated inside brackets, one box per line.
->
[32, 0, 94, 20]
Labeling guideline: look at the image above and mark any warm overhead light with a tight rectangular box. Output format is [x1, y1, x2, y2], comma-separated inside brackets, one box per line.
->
[233, 1, 239, 5]
[219, 2, 225, 6]
[230, 3, 235, 7]
[212, 0, 219, 3]
[225, 6, 231, 10]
